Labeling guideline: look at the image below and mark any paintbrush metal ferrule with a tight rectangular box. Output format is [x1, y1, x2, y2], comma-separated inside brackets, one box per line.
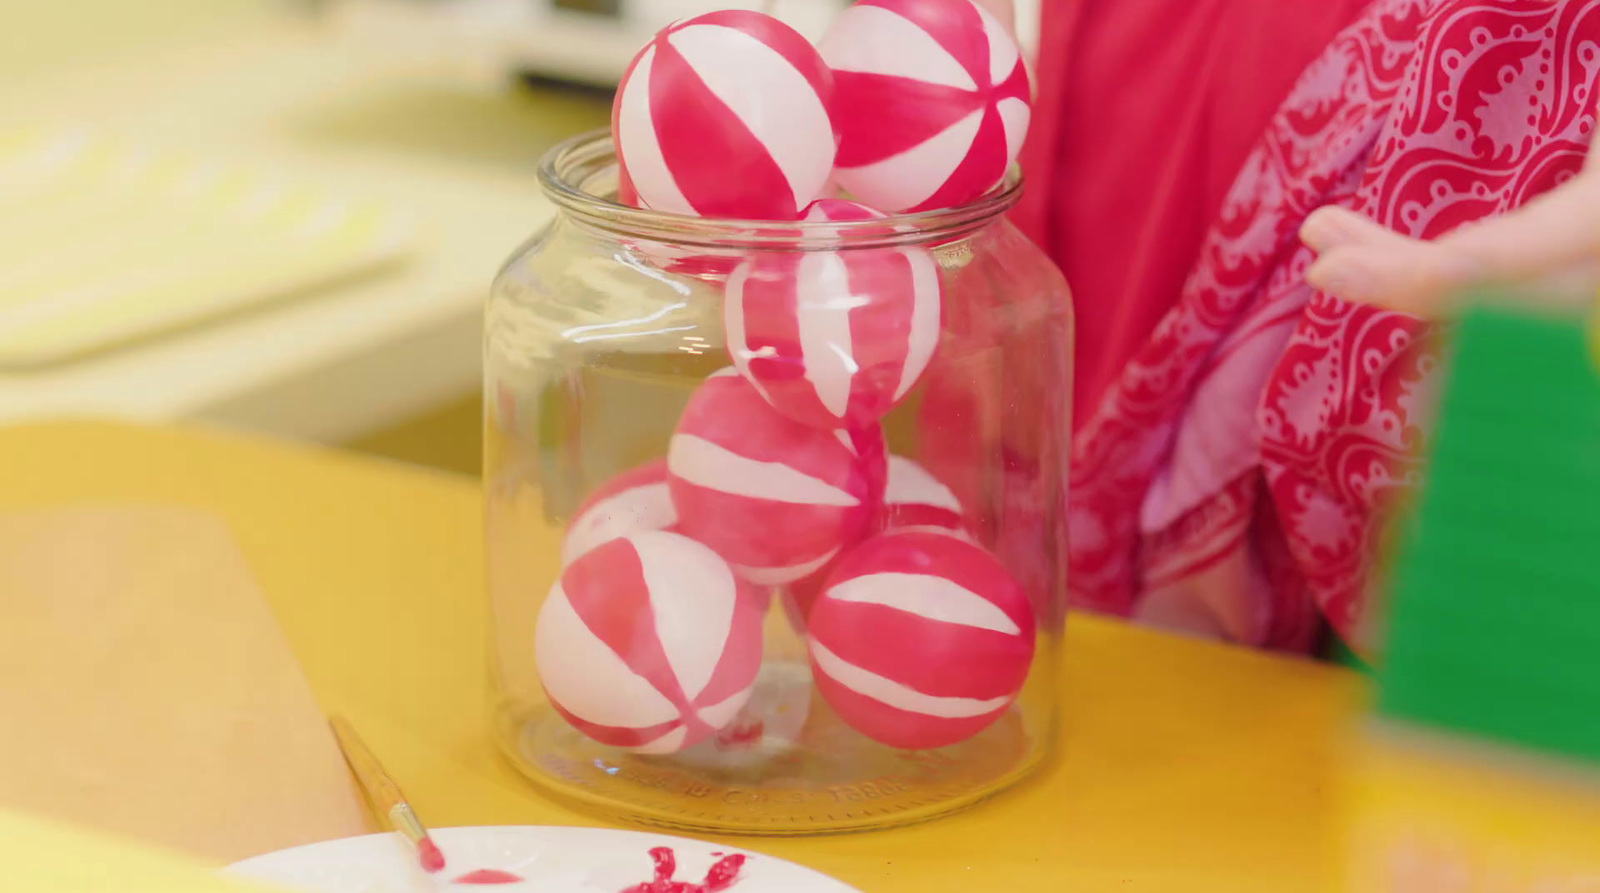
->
[388, 803, 427, 845]
[329, 715, 445, 873]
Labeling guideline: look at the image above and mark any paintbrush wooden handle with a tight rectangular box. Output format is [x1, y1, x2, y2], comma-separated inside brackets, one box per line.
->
[329, 716, 409, 821]
[329, 715, 447, 873]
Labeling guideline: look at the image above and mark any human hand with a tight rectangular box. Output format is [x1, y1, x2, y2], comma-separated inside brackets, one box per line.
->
[1301, 167, 1600, 318]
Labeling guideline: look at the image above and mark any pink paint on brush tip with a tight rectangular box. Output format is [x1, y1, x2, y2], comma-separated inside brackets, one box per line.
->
[417, 837, 447, 874]
[454, 869, 524, 885]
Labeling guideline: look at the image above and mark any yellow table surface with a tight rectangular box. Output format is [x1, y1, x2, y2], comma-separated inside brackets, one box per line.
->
[0, 421, 1362, 892]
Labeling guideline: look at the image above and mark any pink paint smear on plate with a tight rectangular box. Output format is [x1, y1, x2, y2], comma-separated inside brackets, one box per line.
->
[453, 868, 524, 884]
[620, 846, 746, 892]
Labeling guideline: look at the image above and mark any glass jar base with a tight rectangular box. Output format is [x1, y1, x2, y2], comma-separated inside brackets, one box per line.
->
[493, 662, 1048, 835]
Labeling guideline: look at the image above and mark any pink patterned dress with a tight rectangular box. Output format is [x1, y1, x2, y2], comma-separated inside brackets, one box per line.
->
[1045, 0, 1600, 652]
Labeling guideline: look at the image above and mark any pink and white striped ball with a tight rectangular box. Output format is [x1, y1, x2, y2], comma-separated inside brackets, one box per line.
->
[616, 171, 742, 282]
[668, 369, 877, 585]
[561, 459, 676, 566]
[881, 454, 970, 537]
[806, 528, 1034, 749]
[801, 196, 895, 227]
[623, 233, 744, 285]
[783, 454, 969, 639]
[535, 531, 763, 753]
[616, 166, 638, 207]
[724, 200, 942, 430]
[819, 0, 1030, 212]
[613, 11, 837, 220]
[772, 554, 837, 635]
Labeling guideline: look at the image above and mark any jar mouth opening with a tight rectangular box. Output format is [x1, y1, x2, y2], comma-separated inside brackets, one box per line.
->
[537, 129, 1021, 250]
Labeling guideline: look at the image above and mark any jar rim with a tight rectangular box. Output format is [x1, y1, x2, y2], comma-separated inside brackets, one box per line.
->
[537, 129, 1022, 250]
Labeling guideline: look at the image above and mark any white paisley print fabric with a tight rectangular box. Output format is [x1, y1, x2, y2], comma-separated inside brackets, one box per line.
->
[1069, 0, 1600, 651]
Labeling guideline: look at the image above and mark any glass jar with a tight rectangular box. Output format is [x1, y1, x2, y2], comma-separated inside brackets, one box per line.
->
[485, 130, 1073, 834]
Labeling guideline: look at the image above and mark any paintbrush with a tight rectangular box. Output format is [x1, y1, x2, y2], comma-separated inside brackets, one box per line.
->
[328, 715, 446, 875]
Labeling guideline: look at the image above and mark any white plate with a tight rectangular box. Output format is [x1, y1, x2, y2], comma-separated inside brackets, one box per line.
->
[226, 825, 860, 893]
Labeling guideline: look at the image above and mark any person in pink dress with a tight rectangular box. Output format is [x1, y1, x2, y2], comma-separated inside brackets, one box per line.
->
[977, 0, 1600, 656]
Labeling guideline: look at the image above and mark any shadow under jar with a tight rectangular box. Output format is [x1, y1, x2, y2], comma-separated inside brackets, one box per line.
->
[485, 130, 1074, 835]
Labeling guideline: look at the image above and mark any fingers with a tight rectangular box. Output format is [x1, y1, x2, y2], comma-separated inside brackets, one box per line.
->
[1439, 168, 1600, 275]
[1302, 166, 1600, 311]
[1299, 206, 1393, 254]
[1301, 207, 1483, 315]
[1304, 244, 1472, 316]
[1301, 194, 1600, 317]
